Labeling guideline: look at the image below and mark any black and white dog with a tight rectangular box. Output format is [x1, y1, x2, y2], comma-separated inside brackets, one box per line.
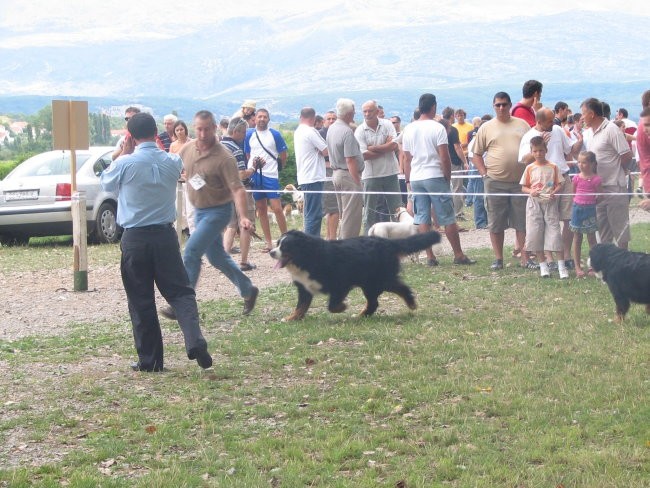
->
[270, 230, 441, 320]
[589, 243, 650, 321]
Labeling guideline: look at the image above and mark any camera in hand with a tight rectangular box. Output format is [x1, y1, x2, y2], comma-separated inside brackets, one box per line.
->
[253, 156, 266, 170]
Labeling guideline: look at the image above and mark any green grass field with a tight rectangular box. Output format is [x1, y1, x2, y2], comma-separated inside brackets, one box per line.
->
[1, 226, 649, 487]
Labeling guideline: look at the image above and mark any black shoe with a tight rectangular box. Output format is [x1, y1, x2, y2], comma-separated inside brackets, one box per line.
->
[565, 259, 575, 270]
[130, 361, 163, 372]
[189, 348, 213, 369]
[243, 286, 259, 315]
[160, 305, 176, 320]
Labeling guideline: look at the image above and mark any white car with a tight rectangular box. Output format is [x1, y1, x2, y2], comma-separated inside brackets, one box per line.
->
[0, 147, 121, 244]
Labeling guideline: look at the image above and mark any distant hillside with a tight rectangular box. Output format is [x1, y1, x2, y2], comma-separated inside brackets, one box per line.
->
[1, 81, 648, 123]
[0, 9, 648, 120]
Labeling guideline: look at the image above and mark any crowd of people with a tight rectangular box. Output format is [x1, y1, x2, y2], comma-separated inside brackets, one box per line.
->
[101, 83, 650, 370]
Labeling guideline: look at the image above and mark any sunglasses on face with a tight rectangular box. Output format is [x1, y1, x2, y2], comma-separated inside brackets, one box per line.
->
[494, 103, 510, 108]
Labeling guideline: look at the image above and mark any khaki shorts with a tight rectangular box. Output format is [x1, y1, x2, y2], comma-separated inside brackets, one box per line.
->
[322, 179, 339, 215]
[524, 198, 562, 252]
[557, 174, 573, 221]
[227, 188, 256, 230]
[484, 177, 526, 233]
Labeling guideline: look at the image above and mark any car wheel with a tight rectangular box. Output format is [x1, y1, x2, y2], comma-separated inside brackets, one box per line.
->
[0, 234, 30, 246]
[93, 202, 121, 244]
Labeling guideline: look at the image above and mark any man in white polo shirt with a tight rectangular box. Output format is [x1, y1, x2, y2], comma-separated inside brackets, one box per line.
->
[581, 97, 633, 248]
[294, 107, 328, 236]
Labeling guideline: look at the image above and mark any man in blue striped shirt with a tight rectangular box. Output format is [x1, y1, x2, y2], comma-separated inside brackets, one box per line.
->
[100, 112, 212, 372]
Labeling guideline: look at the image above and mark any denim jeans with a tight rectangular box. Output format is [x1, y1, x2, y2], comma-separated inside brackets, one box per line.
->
[183, 203, 254, 298]
[473, 177, 488, 229]
[301, 181, 324, 236]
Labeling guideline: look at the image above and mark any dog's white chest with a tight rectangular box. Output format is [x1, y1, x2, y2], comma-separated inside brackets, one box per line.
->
[286, 264, 323, 294]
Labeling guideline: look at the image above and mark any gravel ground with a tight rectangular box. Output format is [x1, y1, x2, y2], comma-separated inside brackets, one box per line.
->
[2, 208, 649, 341]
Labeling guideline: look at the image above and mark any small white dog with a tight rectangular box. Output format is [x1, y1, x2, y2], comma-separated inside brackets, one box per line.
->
[368, 208, 418, 239]
[369, 208, 434, 263]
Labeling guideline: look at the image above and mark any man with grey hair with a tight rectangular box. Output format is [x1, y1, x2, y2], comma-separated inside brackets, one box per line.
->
[223, 117, 258, 271]
[159, 114, 178, 152]
[355, 100, 402, 234]
[326, 98, 364, 238]
[581, 97, 632, 249]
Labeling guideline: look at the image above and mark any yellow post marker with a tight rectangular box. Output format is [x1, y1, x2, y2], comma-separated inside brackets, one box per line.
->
[52, 100, 90, 291]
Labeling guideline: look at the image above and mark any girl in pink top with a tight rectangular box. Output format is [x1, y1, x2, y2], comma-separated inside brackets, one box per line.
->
[570, 151, 603, 278]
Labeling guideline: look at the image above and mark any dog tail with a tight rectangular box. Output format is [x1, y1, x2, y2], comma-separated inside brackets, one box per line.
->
[393, 231, 441, 255]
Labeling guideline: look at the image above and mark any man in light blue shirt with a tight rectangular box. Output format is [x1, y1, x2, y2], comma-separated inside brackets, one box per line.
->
[100, 112, 212, 372]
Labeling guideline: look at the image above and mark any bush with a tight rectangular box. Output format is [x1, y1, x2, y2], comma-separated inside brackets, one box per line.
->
[0, 160, 20, 180]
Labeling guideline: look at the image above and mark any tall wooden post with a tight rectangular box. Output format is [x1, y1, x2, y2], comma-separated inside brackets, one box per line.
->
[52, 100, 90, 291]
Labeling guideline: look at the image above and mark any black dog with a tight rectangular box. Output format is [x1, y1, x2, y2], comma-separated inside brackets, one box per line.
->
[589, 243, 650, 321]
[270, 230, 441, 320]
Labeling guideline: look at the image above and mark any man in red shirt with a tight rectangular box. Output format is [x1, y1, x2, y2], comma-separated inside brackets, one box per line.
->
[511, 80, 543, 127]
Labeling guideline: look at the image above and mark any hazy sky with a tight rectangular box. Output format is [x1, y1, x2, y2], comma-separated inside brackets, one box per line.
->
[1, 0, 647, 48]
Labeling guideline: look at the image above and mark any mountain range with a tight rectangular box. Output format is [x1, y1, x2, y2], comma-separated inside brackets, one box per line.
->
[1, 9, 648, 120]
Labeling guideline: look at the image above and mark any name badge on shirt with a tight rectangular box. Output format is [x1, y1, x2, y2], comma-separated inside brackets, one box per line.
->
[188, 173, 206, 190]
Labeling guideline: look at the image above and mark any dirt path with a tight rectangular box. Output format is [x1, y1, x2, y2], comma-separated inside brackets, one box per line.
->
[2, 208, 649, 341]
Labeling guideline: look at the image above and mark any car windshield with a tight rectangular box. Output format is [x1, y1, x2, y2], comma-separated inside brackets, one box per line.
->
[8, 151, 92, 178]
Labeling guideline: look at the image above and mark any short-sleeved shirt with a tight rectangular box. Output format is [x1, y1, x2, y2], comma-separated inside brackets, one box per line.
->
[584, 119, 631, 187]
[354, 118, 399, 180]
[158, 131, 172, 152]
[326, 119, 364, 173]
[572, 173, 602, 205]
[179, 140, 243, 209]
[447, 126, 463, 166]
[519, 125, 573, 173]
[473, 117, 531, 182]
[453, 121, 475, 145]
[243, 128, 288, 178]
[511, 103, 536, 127]
[637, 118, 650, 193]
[520, 161, 560, 201]
[294, 123, 327, 185]
[401, 119, 449, 182]
[100, 142, 181, 228]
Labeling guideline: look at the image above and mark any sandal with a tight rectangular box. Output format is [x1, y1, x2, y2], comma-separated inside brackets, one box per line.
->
[575, 269, 586, 279]
[240, 262, 257, 271]
[453, 255, 476, 265]
[519, 259, 539, 270]
[427, 258, 439, 267]
[512, 249, 521, 258]
[261, 247, 272, 253]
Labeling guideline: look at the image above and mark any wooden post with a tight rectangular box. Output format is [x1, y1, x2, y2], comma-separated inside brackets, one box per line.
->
[71, 191, 88, 290]
[52, 100, 89, 292]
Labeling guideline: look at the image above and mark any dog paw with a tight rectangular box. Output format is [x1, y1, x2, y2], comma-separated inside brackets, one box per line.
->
[329, 303, 347, 314]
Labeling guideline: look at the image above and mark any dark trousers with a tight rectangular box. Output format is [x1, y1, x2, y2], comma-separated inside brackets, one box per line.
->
[120, 224, 207, 370]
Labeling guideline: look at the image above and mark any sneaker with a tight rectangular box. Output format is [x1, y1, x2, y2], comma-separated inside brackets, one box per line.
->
[558, 266, 569, 279]
[229, 246, 240, 254]
[240, 262, 257, 271]
[243, 286, 259, 315]
[547, 261, 558, 271]
[540, 262, 550, 278]
[160, 305, 176, 320]
[564, 259, 575, 270]
[490, 259, 504, 270]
